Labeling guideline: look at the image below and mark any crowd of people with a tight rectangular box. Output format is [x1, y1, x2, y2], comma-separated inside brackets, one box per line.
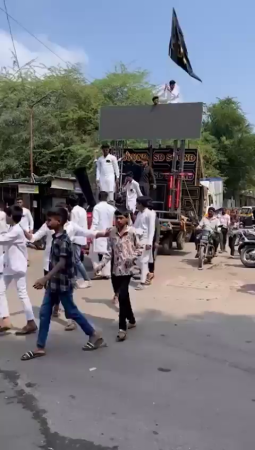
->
[0, 149, 159, 360]
[196, 206, 241, 257]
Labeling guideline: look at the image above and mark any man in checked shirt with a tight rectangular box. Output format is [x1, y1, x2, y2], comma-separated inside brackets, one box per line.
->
[96, 206, 142, 342]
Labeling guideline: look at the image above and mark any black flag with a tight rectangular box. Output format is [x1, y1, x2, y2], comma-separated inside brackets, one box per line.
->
[169, 8, 202, 82]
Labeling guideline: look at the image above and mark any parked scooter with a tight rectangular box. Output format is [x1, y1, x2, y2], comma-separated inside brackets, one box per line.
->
[239, 238, 255, 268]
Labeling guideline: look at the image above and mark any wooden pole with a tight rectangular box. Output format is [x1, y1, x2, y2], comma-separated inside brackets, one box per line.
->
[30, 107, 33, 181]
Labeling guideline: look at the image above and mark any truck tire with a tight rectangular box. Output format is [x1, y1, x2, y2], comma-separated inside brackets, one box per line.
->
[176, 231, 185, 250]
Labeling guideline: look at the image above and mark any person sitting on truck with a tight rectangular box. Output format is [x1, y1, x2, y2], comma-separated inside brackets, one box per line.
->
[195, 207, 220, 257]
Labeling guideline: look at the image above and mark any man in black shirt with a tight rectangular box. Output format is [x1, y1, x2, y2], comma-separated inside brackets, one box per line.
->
[139, 160, 156, 196]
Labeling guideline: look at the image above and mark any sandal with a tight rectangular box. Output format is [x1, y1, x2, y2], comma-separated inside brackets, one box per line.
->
[65, 320, 77, 331]
[135, 283, 146, 291]
[21, 351, 45, 361]
[116, 330, 127, 342]
[0, 326, 12, 333]
[15, 324, 38, 336]
[82, 337, 106, 351]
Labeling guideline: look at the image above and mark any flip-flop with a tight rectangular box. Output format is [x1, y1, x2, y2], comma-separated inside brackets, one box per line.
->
[82, 337, 107, 351]
[21, 351, 45, 361]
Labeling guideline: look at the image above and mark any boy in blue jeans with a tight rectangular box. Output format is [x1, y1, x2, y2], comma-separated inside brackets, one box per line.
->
[21, 207, 106, 361]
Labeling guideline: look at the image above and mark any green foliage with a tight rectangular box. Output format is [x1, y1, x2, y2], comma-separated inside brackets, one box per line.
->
[0, 63, 254, 197]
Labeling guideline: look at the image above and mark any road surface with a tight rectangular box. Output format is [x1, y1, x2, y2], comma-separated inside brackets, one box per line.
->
[1, 244, 255, 450]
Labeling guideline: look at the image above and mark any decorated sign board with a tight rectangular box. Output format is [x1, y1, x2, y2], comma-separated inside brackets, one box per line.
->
[122, 148, 203, 212]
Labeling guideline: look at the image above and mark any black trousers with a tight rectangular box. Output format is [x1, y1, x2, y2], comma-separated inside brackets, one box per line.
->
[228, 235, 236, 256]
[148, 245, 157, 273]
[111, 275, 135, 331]
[140, 183, 150, 197]
[220, 227, 228, 250]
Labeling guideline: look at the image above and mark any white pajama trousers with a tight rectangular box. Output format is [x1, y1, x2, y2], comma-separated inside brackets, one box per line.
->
[0, 274, 34, 321]
[137, 248, 150, 283]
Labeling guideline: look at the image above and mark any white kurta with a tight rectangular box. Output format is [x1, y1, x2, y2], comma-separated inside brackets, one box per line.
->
[20, 207, 34, 231]
[90, 201, 115, 277]
[154, 83, 181, 104]
[70, 205, 88, 246]
[96, 154, 119, 193]
[134, 208, 155, 283]
[124, 180, 142, 213]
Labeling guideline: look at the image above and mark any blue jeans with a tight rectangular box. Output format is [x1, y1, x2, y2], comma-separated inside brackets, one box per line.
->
[37, 288, 95, 349]
[73, 244, 90, 281]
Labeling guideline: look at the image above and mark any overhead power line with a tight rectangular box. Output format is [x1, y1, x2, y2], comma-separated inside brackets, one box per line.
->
[0, 5, 68, 66]
[2, 0, 21, 71]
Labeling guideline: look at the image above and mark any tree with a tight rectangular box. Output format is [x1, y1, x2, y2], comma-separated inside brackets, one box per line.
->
[203, 97, 255, 195]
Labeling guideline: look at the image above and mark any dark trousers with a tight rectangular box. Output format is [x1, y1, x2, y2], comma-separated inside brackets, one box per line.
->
[148, 244, 157, 273]
[140, 183, 150, 197]
[220, 227, 228, 251]
[111, 275, 135, 331]
[228, 235, 236, 256]
[195, 233, 219, 253]
[37, 288, 94, 349]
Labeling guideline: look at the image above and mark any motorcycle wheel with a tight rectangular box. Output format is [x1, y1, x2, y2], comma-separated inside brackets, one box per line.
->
[240, 247, 255, 268]
[198, 246, 204, 270]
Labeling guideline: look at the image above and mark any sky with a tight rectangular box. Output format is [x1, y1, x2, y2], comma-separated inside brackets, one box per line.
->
[0, 0, 254, 122]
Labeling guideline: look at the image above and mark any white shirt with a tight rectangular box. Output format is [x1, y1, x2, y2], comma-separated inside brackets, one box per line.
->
[198, 216, 220, 232]
[0, 224, 28, 275]
[124, 180, 142, 212]
[154, 83, 181, 104]
[218, 213, 230, 228]
[134, 208, 155, 245]
[31, 223, 54, 272]
[70, 205, 88, 246]
[96, 155, 119, 183]
[0, 211, 7, 234]
[20, 207, 34, 231]
[91, 201, 115, 253]
[31, 222, 97, 271]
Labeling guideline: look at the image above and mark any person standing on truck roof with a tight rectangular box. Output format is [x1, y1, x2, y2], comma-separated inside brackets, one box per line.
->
[165, 80, 180, 103]
[96, 144, 120, 202]
[138, 160, 156, 197]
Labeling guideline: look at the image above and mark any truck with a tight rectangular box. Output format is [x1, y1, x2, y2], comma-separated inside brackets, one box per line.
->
[121, 145, 207, 252]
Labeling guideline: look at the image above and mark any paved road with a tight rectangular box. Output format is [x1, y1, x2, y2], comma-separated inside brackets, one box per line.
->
[1, 245, 255, 449]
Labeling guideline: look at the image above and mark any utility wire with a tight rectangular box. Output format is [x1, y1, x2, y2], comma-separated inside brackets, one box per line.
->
[0, 5, 68, 66]
[2, 0, 21, 71]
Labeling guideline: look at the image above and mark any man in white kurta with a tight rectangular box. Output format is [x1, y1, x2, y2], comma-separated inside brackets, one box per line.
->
[123, 172, 142, 213]
[96, 145, 119, 201]
[90, 191, 115, 278]
[134, 196, 155, 289]
[15, 197, 34, 231]
[154, 80, 181, 104]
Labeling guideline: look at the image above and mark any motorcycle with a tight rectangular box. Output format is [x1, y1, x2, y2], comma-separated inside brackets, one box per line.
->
[234, 227, 255, 252]
[197, 229, 216, 270]
[239, 239, 255, 268]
